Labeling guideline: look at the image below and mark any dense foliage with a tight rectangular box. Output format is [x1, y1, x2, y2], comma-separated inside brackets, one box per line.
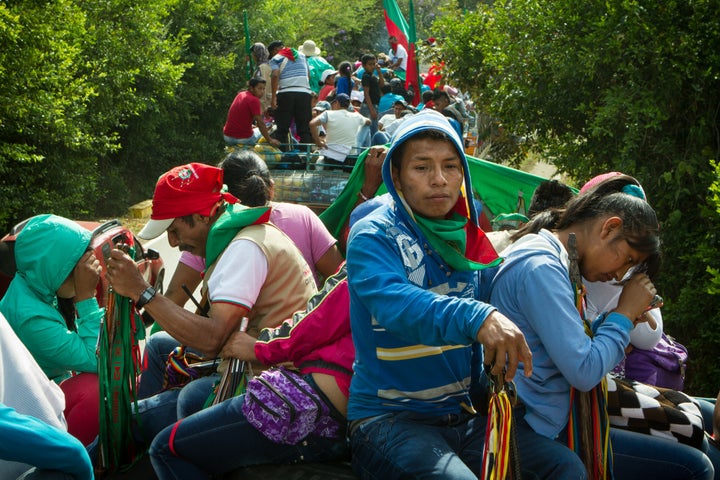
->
[433, 0, 720, 394]
[3, 0, 719, 394]
[0, 0, 378, 224]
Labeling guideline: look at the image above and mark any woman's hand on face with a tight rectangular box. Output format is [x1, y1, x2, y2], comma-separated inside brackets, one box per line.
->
[615, 273, 656, 323]
[73, 251, 101, 301]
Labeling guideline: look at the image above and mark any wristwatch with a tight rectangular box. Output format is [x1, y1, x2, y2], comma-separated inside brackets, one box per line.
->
[136, 286, 157, 309]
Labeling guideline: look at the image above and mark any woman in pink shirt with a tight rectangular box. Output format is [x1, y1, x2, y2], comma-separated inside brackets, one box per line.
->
[161, 150, 344, 314]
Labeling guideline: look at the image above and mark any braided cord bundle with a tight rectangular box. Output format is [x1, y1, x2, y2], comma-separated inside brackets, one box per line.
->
[204, 317, 250, 408]
[97, 255, 146, 475]
[566, 233, 613, 480]
[481, 367, 520, 480]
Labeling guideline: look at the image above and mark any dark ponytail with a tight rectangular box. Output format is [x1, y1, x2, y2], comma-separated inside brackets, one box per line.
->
[218, 150, 272, 207]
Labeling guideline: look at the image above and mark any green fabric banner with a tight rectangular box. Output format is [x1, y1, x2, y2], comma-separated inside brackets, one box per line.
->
[319, 150, 553, 240]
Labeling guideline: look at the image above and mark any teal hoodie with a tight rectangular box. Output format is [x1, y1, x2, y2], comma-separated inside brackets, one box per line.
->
[0, 214, 103, 382]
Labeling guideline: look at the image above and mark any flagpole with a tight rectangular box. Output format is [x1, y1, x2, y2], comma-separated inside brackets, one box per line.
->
[244, 11, 253, 79]
[408, 0, 421, 106]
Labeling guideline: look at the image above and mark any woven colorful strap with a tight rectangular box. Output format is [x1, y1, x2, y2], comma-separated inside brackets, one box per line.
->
[98, 247, 146, 474]
[481, 367, 520, 480]
[566, 233, 613, 480]
[163, 345, 204, 390]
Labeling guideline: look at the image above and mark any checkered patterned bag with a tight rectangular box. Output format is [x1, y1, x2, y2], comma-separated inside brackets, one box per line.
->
[606, 374, 704, 448]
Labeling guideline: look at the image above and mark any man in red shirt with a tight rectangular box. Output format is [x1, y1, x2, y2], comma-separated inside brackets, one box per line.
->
[223, 78, 280, 147]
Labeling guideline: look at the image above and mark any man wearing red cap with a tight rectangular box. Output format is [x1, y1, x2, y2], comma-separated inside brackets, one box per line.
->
[105, 163, 317, 406]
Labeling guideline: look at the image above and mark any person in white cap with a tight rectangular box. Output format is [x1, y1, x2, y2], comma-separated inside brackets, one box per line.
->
[298, 39, 333, 95]
[318, 68, 338, 101]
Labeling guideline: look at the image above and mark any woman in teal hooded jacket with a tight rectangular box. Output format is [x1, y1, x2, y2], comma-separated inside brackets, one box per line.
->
[0, 214, 104, 446]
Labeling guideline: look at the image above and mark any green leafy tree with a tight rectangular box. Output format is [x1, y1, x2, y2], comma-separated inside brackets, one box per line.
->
[0, 1, 96, 227]
[0, 0, 186, 226]
[434, 0, 720, 394]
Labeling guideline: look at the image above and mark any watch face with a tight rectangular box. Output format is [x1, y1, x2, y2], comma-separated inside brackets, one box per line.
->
[138, 286, 156, 308]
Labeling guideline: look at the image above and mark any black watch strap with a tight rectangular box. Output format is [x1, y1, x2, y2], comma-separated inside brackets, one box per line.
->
[136, 286, 157, 309]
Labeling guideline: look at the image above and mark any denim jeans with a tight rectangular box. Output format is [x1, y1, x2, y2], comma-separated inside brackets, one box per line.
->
[697, 398, 715, 435]
[349, 409, 585, 480]
[356, 124, 371, 148]
[371, 131, 391, 146]
[133, 388, 181, 443]
[223, 129, 261, 146]
[611, 427, 713, 479]
[702, 435, 720, 479]
[138, 332, 208, 399]
[359, 104, 379, 139]
[134, 332, 206, 442]
[176, 374, 218, 418]
[149, 377, 349, 480]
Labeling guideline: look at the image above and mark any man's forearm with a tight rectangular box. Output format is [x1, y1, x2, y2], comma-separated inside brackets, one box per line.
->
[271, 75, 279, 103]
[143, 295, 238, 356]
[257, 117, 274, 143]
[310, 122, 323, 146]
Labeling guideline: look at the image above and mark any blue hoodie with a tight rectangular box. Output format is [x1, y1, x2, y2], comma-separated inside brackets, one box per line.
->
[0, 403, 93, 479]
[489, 230, 632, 438]
[346, 110, 500, 420]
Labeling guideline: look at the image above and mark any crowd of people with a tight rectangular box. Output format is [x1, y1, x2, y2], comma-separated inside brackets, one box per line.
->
[3, 37, 720, 480]
[223, 38, 470, 169]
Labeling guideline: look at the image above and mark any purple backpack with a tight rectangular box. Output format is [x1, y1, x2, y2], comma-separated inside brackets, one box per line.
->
[623, 333, 688, 391]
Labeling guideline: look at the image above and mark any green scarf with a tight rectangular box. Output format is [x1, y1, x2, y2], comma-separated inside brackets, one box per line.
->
[204, 204, 271, 269]
[415, 212, 501, 271]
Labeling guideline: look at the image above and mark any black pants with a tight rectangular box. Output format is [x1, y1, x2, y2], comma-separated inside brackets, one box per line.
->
[272, 91, 312, 147]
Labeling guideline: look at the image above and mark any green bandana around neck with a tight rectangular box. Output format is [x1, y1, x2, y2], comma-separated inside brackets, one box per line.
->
[415, 212, 499, 271]
[204, 204, 271, 269]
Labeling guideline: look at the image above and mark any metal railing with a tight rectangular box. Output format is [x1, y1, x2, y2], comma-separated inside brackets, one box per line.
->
[226, 142, 363, 209]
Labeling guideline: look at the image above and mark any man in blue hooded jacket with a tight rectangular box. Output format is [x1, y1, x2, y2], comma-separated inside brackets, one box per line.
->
[345, 110, 585, 479]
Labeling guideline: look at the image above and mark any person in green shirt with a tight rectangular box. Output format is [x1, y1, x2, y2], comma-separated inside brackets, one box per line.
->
[0, 214, 104, 446]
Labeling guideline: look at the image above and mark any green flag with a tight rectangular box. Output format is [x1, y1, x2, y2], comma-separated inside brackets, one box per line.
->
[244, 11, 252, 78]
[319, 151, 559, 241]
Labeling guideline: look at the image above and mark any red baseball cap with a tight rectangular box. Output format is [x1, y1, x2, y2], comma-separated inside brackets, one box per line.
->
[138, 163, 238, 240]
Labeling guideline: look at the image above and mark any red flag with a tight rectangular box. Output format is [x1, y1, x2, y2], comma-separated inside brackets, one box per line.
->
[383, 0, 409, 47]
[383, 0, 421, 106]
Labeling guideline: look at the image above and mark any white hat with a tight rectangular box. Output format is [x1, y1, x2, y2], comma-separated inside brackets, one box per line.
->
[443, 84, 459, 99]
[350, 90, 364, 103]
[320, 69, 338, 83]
[298, 40, 322, 57]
